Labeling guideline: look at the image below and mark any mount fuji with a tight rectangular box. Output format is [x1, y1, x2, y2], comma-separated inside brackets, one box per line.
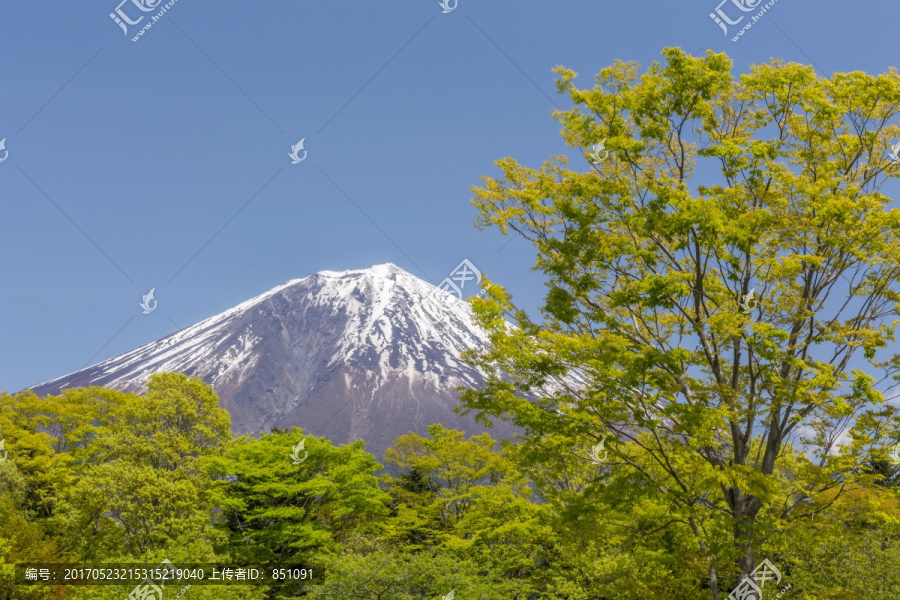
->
[28, 264, 521, 458]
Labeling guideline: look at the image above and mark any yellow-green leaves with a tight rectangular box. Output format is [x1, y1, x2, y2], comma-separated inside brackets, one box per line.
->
[466, 47, 900, 591]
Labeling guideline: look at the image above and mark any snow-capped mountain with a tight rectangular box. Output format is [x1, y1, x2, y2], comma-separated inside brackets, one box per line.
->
[29, 264, 519, 458]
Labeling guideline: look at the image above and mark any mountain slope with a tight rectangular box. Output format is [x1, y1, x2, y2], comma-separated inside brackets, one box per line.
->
[29, 264, 518, 457]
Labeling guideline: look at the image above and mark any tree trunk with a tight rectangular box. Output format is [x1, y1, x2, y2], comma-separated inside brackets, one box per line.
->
[729, 489, 763, 581]
[690, 517, 722, 600]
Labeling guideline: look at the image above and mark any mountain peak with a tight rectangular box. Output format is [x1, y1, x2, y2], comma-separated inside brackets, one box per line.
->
[311, 262, 404, 278]
[29, 264, 504, 457]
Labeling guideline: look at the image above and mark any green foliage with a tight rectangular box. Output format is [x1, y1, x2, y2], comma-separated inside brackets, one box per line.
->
[90, 373, 232, 471]
[308, 544, 523, 600]
[381, 426, 555, 585]
[50, 461, 210, 559]
[0, 495, 66, 600]
[0, 375, 236, 599]
[205, 428, 391, 564]
[464, 46, 900, 594]
[0, 362, 897, 598]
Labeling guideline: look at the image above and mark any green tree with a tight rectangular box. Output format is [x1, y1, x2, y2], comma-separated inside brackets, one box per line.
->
[205, 428, 391, 578]
[50, 461, 211, 559]
[769, 483, 900, 599]
[90, 373, 232, 471]
[381, 425, 556, 597]
[0, 460, 73, 600]
[463, 47, 900, 597]
[40, 375, 231, 559]
[308, 543, 522, 600]
[0, 388, 115, 518]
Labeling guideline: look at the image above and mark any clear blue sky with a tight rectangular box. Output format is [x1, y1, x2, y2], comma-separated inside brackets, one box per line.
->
[0, 0, 896, 392]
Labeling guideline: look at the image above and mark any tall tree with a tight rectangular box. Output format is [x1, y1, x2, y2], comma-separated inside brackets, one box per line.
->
[205, 428, 391, 577]
[91, 373, 232, 471]
[463, 47, 900, 596]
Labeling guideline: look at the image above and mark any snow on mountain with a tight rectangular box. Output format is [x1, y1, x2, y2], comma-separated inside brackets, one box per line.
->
[29, 264, 518, 457]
